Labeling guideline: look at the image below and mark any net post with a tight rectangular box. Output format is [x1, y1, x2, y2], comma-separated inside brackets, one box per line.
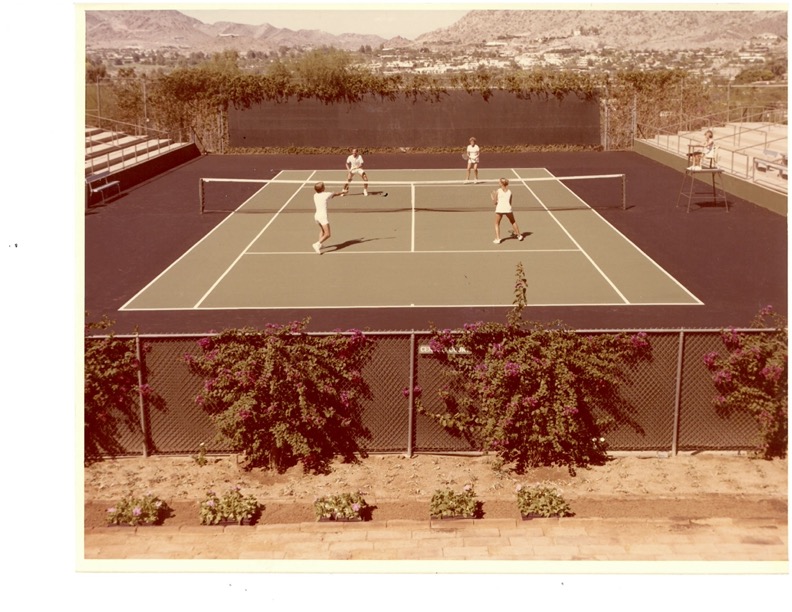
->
[621, 174, 626, 210]
[199, 178, 205, 215]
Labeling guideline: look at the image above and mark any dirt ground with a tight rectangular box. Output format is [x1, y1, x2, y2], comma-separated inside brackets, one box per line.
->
[83, 452, 788, 528]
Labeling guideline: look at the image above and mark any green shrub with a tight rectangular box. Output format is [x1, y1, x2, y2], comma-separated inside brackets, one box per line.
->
[199, 487, 261, 525]
[106, 491, 168, 526]
[313, 492, 371, 521]
[515, 485, 572, 518]
[429, 485, 479, 519]
[184, 319, 374, 474]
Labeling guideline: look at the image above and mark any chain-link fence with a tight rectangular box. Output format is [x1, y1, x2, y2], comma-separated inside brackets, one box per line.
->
[85, 329, 775, 458]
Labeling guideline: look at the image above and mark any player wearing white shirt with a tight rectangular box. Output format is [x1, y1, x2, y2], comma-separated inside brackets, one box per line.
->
[465, 137, 480, 183]
[312, 181, 345, 254]
[342, 148, 369, 196]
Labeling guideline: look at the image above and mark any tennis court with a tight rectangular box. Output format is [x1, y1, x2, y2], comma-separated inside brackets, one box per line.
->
[119, 168, 701, 312]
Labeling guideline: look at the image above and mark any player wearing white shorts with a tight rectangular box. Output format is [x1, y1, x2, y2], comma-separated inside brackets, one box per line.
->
[312, 181, 345, 254]
[465, 137, 480, 183]
[491, 177, 523, 244]
[343, 148, 369, 196]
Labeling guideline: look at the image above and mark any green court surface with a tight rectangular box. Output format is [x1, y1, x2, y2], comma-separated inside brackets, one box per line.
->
[120, 168, 702, 311]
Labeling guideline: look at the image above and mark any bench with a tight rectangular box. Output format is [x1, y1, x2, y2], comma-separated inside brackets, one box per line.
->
[753, 149, 788, 179]
[85, 171, 121, 203]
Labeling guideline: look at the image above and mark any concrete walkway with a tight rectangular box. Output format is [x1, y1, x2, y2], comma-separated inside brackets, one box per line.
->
[82, 515, 788, 569]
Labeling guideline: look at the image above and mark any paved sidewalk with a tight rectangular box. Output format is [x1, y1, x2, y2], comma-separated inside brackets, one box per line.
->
[82, 515, 788, 568]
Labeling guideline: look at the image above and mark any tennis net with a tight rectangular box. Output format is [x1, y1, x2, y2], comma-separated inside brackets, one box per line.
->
[198, 174, 628, 215]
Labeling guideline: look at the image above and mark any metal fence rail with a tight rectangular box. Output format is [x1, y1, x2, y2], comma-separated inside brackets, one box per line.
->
[85, 329, 771, 458]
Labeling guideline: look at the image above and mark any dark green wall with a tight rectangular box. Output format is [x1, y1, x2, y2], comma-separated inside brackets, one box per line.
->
[229, 90, 601, 148]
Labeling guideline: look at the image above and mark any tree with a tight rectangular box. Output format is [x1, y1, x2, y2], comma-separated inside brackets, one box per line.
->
[733, 66, 776, 85]
[204, 49, 242, 74]
[111, 67, 145, 125]
[86, 57, 107, 83]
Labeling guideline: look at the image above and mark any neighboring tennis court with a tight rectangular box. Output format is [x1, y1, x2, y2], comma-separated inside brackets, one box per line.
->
[120, 168, 701, 312]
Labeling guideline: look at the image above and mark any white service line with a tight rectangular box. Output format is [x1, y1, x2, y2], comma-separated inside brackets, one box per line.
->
[411, 182, 416, 252]
[511, 168, 631, 305]
[244, 248, 579, 255]
[192, 173, 316, 309]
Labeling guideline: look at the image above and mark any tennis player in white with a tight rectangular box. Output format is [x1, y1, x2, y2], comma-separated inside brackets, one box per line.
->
[465, 137, 480, 183]
[343, 148, 369, 196]
[312, 181, 345, 254]
[491, 177, 523, 244]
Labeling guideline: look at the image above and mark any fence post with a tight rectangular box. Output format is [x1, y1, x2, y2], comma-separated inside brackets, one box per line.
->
[671, 330, 685, 456]
[135, 333, 150, 458]
[405, 332, 416, 458]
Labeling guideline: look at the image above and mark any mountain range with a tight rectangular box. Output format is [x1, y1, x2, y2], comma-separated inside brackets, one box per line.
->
[85, 9, 787, 53]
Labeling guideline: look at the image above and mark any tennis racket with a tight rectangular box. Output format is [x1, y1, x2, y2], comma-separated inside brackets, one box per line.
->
[461, 152, 470, 162]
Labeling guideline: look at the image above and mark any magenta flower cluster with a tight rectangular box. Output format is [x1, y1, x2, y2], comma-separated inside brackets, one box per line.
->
[504, 361, 521, 377]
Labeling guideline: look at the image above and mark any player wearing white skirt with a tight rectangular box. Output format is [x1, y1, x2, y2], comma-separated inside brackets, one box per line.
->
[342, 148, 369, 196]
[491, 177, 523, 244]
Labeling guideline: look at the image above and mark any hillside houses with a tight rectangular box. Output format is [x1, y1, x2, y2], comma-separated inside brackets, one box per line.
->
[88, 30, 786, 83]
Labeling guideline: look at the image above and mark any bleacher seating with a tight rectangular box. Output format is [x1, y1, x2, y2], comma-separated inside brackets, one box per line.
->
[753, 149, 788, 179]
[640, 121, 787, 194]
[84, 125, 193, 206]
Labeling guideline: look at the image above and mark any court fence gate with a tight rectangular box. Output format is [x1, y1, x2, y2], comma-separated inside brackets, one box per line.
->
[85, 329, 773, 459]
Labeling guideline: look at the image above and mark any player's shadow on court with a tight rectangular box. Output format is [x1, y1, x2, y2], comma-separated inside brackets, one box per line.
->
[343, 191, 389, 197]
[327, 237, 389, 252]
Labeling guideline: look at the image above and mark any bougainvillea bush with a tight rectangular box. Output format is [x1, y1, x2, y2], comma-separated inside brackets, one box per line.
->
[84, 315, 159, 463]
[704, 306, 787, 459]
[417, 264, 651, 475]
[184, 320, 374, 474]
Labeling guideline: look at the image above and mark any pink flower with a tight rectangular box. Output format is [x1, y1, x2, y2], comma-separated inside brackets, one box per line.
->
[759, 305, 775, 318]
[504, 361, 521, 377]
[713, 370, 732, 385]
[761, 364, 783, 382]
